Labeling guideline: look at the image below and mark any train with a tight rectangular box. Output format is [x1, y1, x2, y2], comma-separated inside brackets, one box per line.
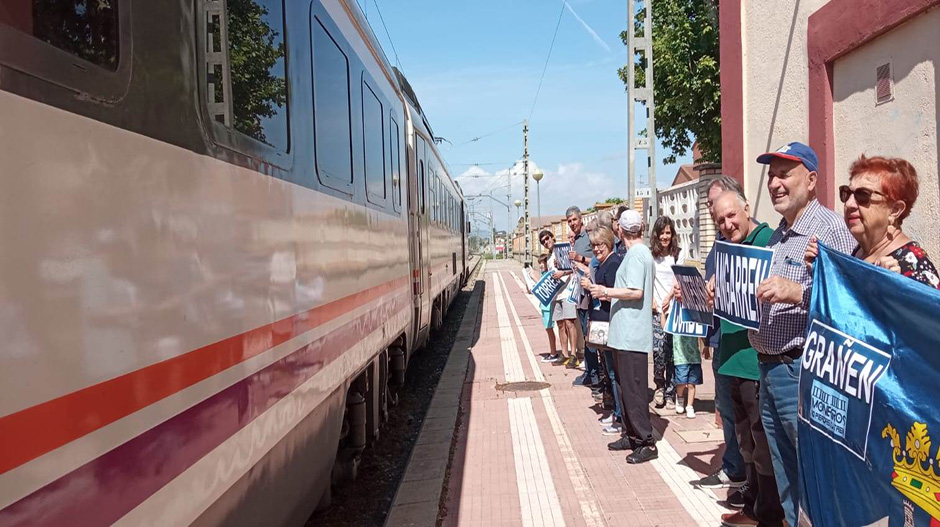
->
[0, 1, 470, 525]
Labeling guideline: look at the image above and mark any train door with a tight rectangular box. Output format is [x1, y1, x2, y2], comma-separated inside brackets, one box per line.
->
[460, 201, 467, 279]
[413, 136, 431, 340]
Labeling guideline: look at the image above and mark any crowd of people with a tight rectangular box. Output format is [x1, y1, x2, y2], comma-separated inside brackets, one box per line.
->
[524, 142, 939, 527]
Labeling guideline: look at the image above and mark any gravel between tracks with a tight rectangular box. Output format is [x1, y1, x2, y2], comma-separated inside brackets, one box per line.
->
[308, 262, 481, 527]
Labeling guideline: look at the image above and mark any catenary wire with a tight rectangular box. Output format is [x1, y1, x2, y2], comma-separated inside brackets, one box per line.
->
[528, 0, 567, 122]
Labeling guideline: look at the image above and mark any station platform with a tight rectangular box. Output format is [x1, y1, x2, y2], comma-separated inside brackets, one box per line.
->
[390, 260, 740, 527]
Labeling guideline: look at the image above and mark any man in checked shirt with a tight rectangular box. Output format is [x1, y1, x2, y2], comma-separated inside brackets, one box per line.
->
[748, 142, 856, 527]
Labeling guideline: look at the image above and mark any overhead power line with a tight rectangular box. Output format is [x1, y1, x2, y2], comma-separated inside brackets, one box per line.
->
[453, 121, 524, 148]
[528, 1, 567, 122]
[370, 0, 402, 71]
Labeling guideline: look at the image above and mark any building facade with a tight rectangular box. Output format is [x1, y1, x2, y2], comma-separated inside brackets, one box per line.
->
[721, 0, 940, 257]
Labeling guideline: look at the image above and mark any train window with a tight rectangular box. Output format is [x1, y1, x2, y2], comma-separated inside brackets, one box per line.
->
[0, 0, 131, 101]
[214, 0, 289, 150]
[198, 0, 290, 166]
[390, 116, 401, 211]
[430, 173, 436, 222]
[311, 14, 353, 191]
[416, 136, 426, 214]
[1, 1, 119, 70]
[419, 160, 425, 214]
[362, 80, 386, 203]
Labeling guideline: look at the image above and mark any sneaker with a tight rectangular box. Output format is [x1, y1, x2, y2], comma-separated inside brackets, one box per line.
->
[607, 436, 635, 451]
[626, 445, 658, 464]
[565, 357, 578, 369]
[653, 388, 666, 409]
[602, 425, 622, 436]
[686, 407, 696, 419]
[541, 354, 560, 363]
[553, 356, 568, 367]
[694, 469, 747, 489]
[726, 486, 746, 509]
[599, 415, 615, 426]
[675, 403, 685, 414]
[572, 373, 588, 386]
[720, 511, 757, 527]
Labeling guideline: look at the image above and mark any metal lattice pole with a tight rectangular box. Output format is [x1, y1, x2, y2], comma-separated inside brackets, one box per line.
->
[523, 120, 531, 265]
[626, 0, 658, 224]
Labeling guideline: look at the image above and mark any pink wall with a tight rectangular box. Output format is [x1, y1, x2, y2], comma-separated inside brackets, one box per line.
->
[808, 0, 940, 208]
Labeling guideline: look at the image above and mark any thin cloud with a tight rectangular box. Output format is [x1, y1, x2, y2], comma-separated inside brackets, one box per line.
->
[563, 1, 612, 53]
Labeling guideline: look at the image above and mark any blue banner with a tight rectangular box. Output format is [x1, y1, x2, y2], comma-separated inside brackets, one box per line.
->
[713, 241, 774, 330]
[664, 298, 709, 337]
[553, 242, 572, 271]
[798, 243, 940, 527]
[672, 265, 713, 325]
[531, 271, 566, 306]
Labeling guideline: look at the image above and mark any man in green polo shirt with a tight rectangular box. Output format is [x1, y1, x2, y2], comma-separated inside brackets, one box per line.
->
[708, 191, 785, 527]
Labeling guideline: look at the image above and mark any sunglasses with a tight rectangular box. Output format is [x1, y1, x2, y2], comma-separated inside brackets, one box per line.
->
[540, 237, 553, 244]
[839, 185, 887, 206]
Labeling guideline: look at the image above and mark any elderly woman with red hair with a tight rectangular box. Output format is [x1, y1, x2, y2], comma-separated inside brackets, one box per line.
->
[807, 155, 939, 288]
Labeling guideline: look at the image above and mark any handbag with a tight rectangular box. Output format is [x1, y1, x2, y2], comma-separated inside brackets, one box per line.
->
[586, 320, 610, 349]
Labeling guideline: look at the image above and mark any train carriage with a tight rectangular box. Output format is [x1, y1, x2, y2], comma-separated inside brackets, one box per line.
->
[0, 1, 466, 525]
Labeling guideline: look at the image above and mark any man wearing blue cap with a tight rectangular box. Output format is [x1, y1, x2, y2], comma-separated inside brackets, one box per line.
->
[748, 142, 856, 526]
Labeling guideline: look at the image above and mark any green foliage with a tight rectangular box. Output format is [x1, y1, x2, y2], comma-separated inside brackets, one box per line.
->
[604, 197, 625, 204]
[32, 0, 119, 69]
[227, 0, 287, 144]
[618, 0, 721, 164]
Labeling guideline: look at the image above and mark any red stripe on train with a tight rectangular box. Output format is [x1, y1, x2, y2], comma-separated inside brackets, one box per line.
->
[0, 293, 411, 527]
[0, 276, 409, 476]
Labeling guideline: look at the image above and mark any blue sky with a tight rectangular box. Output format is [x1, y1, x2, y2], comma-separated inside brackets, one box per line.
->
[360, 0, 693, 232]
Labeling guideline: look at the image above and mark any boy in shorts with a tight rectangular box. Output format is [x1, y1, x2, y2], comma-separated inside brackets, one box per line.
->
[673, 335, 703, 418]
[527, 254, 559, 361]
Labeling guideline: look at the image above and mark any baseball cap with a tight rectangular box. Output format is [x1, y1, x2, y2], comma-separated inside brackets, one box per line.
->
[618, 209, 643, 233]
[756, 142, 819, 172]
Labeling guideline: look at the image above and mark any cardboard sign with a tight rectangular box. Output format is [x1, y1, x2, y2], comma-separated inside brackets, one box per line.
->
[664, 298, 709, 337]
[552, 242, 572, 271]
[713, 241, 775, 330]
[672, 265, 713, 325]
[531, 271, 566, 306]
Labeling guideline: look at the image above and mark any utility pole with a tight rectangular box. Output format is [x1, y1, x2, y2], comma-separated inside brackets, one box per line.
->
[506, 171, 512, 259]
[626, 0, 658, 224]
[523, 120, 531, 265]
[489, 199, 496, 259]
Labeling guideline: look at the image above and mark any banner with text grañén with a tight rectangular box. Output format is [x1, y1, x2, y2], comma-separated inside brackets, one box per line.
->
[798, 243, 940, 527]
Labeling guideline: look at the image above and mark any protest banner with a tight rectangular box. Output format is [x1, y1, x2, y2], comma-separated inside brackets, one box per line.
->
[713, 241, 774, 330]
[531, 271, 566, 306]
[664, 298, 709, 337]
[552, 242, 572, 271]
[798, 243, 940, 527]
[672, 265, 712, 325]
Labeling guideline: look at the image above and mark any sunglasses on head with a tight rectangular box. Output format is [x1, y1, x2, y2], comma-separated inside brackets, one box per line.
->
[839, 185, 887, 206]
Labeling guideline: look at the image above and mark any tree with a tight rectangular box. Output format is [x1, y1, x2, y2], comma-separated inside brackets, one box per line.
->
[227, 0, 287, 145]
[618, 0, 721, 164]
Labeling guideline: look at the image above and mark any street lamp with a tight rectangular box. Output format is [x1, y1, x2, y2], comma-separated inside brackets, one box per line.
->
[532, 169, 544, 229]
